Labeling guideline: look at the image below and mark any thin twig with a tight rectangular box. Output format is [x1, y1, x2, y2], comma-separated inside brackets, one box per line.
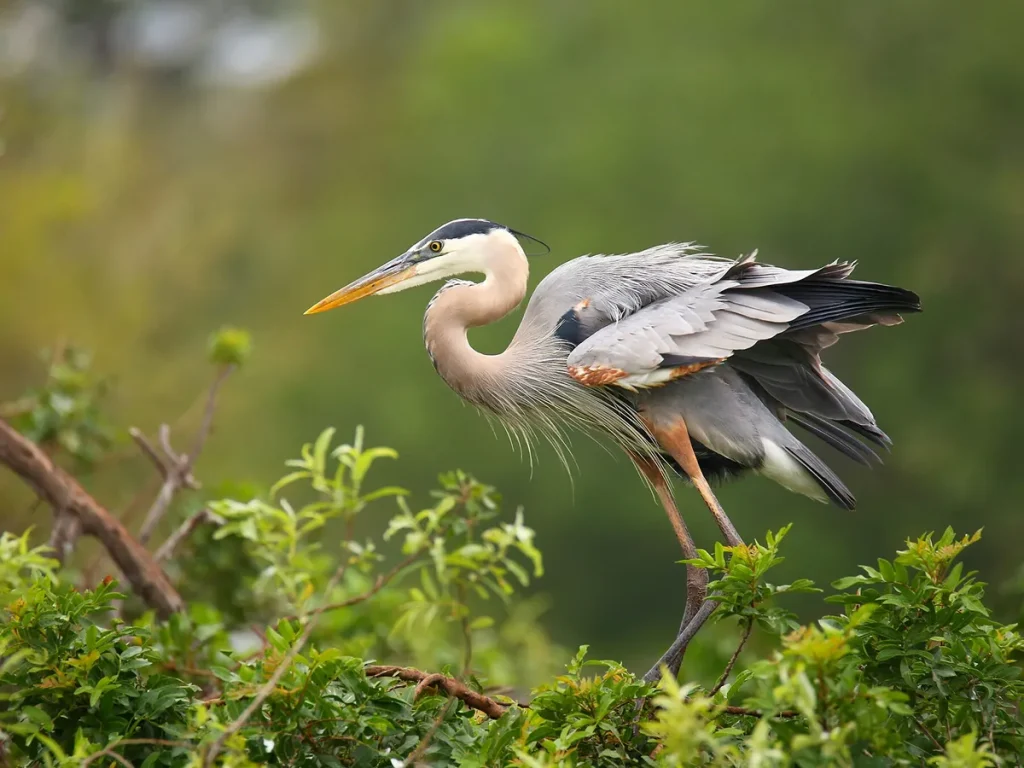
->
[135, 365, 233, 545]
[82, 750, 134, 768]
[403, 697, 456, 767]
[154, 508, 223, 562]
[280, 551, 422, 623]
[364, 665, 509, 719]
[458, 584, 473, 677]
[48, 505, 82, 565]
[720, 706, 800, 719]
[0, 419, 183, 616]
[914, 715, 946, 752]
[189, 365, 233, 460]
[203, 561, 349, 767]
[130, 430, 166, 479]
[710, 618, 753, 696]
[80, 739, 190, 767]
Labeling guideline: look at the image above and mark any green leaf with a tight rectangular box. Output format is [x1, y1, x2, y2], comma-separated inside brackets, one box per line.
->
[22, 705, 54, 731]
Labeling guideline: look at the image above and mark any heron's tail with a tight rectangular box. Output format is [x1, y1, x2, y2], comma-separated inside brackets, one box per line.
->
[758, 436, 856, 510]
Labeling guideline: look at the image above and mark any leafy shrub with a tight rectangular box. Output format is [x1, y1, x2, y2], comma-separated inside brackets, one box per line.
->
[1, 343, 1021, 766]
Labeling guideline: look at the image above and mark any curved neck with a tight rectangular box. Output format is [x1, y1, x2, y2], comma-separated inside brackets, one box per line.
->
[423, 241, 530, 406]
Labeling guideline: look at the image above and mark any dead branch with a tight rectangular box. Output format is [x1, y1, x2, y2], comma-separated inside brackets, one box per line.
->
[133, 365, 233, 544]
[0, 419, 183, 616]
[154, 508, 223, 562]
[48, 507, 81, 565]
[364, 665, 509, 719]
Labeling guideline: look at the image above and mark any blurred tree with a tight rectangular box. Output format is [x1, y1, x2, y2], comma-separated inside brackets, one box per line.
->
[2, 0, 1022, 668]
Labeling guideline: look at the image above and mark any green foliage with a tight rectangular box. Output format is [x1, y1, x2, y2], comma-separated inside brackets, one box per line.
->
[1, 345, 113, 466]
[2, 340, 1013, 766]
[686, 525, 821, 636]
[1, 426, 1021, 765]
[0, 333, 1017, 765]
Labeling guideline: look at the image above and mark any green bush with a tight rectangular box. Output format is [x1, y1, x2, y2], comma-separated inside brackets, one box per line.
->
[1, 345, 1022, 766]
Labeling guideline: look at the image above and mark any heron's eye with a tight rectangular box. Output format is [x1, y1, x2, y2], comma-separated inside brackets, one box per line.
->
[428, 241, 443, 253]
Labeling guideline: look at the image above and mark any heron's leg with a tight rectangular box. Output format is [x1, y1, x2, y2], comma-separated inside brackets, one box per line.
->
[643, 417, 745, 548]
[630, 454, 710, 682]
[630, 455, 708, 633]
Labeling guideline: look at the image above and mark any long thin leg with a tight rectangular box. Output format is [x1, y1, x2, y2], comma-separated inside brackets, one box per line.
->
[643, 417, 745, 548]
[635, 415, 749, 682]
[630, 454, 708, 635]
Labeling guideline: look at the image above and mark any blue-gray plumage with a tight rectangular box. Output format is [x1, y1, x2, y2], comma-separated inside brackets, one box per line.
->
[305, 218, 921, 681]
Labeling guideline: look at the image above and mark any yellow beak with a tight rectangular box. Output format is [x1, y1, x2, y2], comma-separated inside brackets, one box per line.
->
[304, 260, 417, 315]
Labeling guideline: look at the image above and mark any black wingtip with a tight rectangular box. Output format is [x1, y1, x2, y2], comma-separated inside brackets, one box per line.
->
[784, 444, 857, 511]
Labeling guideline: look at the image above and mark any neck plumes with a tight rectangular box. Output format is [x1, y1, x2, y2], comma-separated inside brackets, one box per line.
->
[422, 235, 537, 410]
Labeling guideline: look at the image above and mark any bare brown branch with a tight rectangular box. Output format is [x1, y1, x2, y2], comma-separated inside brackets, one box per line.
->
[134, 365, 233, 545]
[0, 419, 183, 616]
[48, 508, 82, 565]
[364, 665, 509, 719]
[154, 508, 223, 562]
[189, 364, 233, 459]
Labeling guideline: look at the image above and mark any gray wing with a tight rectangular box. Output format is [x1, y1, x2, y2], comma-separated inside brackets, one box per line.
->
[563, 257, 847, 389]
[522, 245, 919, 448]
[516, 243, 735, 337]
[566, 278, 809, 387]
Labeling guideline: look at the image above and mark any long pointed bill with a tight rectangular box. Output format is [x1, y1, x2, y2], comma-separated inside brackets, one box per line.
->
[304, 254, 417, 315]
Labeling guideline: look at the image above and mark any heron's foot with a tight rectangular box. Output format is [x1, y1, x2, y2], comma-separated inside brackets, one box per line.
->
[641, 600, 717, 684]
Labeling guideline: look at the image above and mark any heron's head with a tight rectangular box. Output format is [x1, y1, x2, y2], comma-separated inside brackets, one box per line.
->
[304, 218, 546, 315]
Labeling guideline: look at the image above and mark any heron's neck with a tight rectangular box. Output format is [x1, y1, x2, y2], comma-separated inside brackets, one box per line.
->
[423, 245, 531, 407]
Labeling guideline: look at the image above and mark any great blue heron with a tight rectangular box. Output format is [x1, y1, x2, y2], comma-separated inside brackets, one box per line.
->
[306, 218, 920, 681]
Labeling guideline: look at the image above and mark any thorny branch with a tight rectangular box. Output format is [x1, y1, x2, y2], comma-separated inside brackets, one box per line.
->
[203, 561, 349, 767]
[134, 365, 234, 545]
[0, 419, 183, 616]
[364, 666, 510, 720]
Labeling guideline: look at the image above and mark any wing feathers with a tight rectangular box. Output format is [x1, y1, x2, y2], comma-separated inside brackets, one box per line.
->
[562, 251, 919, 394]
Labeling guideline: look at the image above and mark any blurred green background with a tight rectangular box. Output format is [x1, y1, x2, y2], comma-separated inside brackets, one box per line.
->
[2, 1, 1022, 673]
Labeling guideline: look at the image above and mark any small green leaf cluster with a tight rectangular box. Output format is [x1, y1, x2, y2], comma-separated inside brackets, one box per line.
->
[826, 528, 1024, 758]
[210, 426, 405, 612]
[686, 524, 821, 635]
[207, 327, 252, 368]
[386, 470, 544, 641]
[2, 345, 113, 466]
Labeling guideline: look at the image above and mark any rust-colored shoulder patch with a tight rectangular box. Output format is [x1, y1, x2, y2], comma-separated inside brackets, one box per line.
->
[666, 358, 725, 381]
[568, 364, 627, 387]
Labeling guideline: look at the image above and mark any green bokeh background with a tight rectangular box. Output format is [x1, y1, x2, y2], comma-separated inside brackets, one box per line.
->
[2, 1, 1022, 673]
